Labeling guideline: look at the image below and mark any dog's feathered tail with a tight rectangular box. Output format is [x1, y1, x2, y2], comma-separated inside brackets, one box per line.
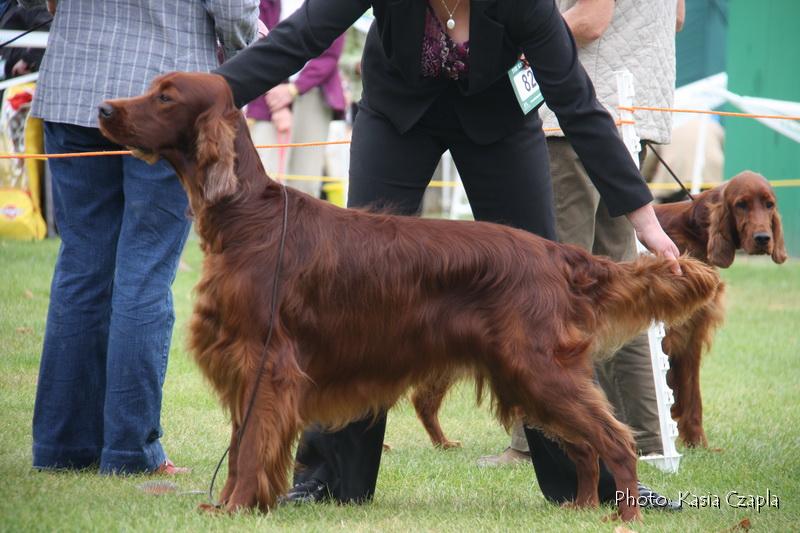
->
[561, 248, 722, 359]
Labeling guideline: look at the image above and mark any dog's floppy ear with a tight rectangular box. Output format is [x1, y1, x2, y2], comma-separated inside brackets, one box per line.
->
[195, 106, 238, 204]
[706, 199, 736, 267]
[770, 208, 788, 264]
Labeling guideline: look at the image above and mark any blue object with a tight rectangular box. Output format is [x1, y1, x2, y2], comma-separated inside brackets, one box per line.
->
[32, 121, 190, 474]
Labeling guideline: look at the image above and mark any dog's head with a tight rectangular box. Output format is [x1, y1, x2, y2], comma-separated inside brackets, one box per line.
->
[707, 171, 787, 267]
[97, 72, 240, 205]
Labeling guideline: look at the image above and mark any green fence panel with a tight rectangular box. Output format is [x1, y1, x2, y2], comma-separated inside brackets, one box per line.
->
[725, 0, 800, 257]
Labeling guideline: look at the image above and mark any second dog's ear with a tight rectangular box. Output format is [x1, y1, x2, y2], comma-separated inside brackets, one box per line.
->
[707, 199, 736, 267]
[195, 107, 238, 204]
[770, 208, 788, 264]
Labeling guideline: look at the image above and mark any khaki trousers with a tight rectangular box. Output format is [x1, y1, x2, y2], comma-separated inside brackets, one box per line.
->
[511, 137, 663, 455]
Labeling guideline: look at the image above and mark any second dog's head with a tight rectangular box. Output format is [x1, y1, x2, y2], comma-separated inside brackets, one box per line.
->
[707, 171, 787, 267]
[97, 72, 241, 205]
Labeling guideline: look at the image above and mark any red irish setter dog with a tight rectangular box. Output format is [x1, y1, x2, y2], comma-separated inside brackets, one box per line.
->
[655, 172, 786, 447]
[413, 172, 787, 451]
[98, 72, 721, 521]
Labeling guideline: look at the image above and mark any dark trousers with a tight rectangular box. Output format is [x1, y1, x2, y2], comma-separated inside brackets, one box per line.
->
[293, 94, 616, 503]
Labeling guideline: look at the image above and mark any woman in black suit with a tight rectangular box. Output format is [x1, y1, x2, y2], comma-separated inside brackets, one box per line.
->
[215, 0, 680, 510]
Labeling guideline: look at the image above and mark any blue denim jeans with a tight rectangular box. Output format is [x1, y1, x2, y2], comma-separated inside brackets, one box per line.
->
[32, 121, 191, 474]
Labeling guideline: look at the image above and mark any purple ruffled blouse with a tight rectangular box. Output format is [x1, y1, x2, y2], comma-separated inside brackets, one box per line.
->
[421, 4, 470, 80]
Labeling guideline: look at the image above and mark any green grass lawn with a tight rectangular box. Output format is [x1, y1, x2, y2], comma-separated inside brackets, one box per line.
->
[1, 238, 799, 532]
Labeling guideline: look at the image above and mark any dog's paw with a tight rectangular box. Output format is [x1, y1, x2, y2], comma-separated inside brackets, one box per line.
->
[681, 434, 708, 448]
[603, 509, 642, 523]
[197, 503, 225, 515]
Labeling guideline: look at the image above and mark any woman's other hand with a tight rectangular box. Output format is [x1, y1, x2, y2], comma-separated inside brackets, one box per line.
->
[626, 203, 682, 275]
[272, 107, 293, 135]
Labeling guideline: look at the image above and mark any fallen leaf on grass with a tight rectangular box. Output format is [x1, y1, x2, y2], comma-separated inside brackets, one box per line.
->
[23, 289, 34, 299]
[16, 327, 33, 334]
[721, 517, 752, 532]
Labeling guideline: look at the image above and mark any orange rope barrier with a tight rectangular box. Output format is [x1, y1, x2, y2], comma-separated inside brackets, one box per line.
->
[257, 140, 351, 149]
[619, 105, 800, 122]
[0, 121, 638, 160]
[0, 140, 354, 160]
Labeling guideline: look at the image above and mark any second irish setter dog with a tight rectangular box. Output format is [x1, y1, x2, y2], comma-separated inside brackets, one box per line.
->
[413, 172, 787, 451]
[98, 72, 722, 521]
[655, 171, 786, 447]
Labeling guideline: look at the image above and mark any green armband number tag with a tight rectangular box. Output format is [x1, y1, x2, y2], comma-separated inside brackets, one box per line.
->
[508, 60, 544, 115]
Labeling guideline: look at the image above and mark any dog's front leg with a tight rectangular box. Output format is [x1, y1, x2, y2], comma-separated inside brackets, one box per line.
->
[665, 315, 711, 448]
[224, 343, 303, 513]
[671, 343, 707, 448]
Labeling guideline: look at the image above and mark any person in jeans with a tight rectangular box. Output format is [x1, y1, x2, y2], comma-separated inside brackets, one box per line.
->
[25, 0, 257, 475]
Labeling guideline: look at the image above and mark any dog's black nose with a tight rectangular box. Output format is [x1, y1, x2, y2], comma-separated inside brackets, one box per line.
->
[754, 232, 771, 246]
[98, 103, 114, 119]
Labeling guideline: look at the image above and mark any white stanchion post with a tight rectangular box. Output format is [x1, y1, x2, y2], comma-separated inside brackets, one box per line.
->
[441, 150, 454, 214]
[616, 69, 682, 473]
[446, 151, 472, 220]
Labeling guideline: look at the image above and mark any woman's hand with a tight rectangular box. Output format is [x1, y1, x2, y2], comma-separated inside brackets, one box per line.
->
[257, 20, 269, 39]
[626, 203, 682, 275]
[11, 59, 31, 76]
[266, 84, 297, 113]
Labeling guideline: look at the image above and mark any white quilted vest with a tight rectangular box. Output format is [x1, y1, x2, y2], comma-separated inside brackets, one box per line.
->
[540, 0, 676, 144]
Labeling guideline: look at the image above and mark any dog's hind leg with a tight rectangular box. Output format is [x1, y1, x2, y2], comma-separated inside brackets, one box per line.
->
[411, 372, 461, 449]
[512, 367, 640, 521]
[554, 390, 638, 520]
[664, 294, 724, 449]
[560, 440, 601, 508]
[224, 342, 304, 512]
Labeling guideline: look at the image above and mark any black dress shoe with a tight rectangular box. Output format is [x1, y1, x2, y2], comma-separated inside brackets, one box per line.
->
[637, 482, 682, 511]
[280, 478, 331, 504]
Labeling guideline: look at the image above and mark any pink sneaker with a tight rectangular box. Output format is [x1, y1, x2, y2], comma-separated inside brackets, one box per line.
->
[153, 458, 190, 475]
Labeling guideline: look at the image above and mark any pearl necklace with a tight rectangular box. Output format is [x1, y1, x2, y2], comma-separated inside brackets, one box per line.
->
[438, 0, 463, 30]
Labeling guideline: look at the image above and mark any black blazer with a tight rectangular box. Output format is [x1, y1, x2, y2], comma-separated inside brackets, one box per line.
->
[215, 0, 652, 216]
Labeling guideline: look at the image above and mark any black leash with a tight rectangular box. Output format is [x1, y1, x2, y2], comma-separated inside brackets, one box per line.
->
[207, 184, 290, 507]
[644, 141, 696, 202]
[0, 18, 51, 49]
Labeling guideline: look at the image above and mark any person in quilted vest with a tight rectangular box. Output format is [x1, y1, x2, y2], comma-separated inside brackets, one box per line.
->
[479, 0, 686, 467]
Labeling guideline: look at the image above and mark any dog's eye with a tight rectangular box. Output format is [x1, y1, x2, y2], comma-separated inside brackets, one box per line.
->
[735, 200, 748, 210]
[765, 200, 775, 209]
[158, 93, 171, 103]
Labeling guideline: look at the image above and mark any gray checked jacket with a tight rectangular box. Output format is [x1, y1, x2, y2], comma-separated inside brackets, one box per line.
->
[19, 0, 259, 128]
